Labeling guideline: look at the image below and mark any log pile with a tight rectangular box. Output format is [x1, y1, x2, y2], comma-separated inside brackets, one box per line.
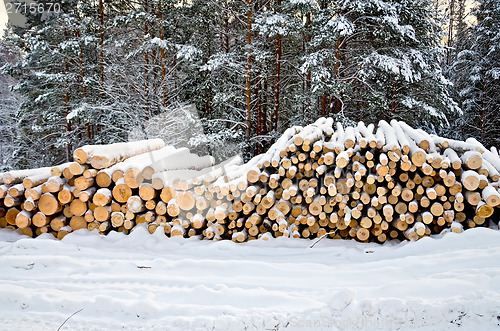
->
[1, 118, 499, 243]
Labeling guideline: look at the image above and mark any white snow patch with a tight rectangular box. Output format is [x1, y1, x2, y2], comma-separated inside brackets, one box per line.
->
[0, 228, 499, 330]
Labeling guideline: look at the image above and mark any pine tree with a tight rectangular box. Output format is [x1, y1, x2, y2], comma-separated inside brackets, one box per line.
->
[6, 1, 87, 167]
[5, 0, 154, 167]
[453, 0, 500, 147]
[0, 40, 22, 171]
[2, 0, 478, 167]
[332, 0, 460, 131]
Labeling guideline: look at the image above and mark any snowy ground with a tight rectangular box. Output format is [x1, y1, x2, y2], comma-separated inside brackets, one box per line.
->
[1, 227, 499, 331]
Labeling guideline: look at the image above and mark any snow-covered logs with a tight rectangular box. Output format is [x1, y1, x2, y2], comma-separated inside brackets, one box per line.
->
[1, 119, 499, 242]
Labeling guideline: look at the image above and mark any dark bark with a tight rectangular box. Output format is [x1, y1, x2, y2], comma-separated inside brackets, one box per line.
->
[99, 0, 104, 98]
[245, 0, 253, 142]
[63, 29, 72, 161]
[272, 0, 282, 131]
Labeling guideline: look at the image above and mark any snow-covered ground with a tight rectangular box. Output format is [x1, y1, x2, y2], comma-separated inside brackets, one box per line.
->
[1, 227, 499, 331]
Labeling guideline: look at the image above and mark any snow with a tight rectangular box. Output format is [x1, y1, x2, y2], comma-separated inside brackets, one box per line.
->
[482, 186, 500, 206]
[95, 188, 112, 200]
[46, 175, 64, 187]
[127, 196, 144, 214]
[378, 120, 399, 151]
[480, 150, 500, 174]
[255, 13, 289, 37]
[461, 170, 480, 183]
[75, 139, 166, 169]
[0, 227, 497, 330]
[364, 52, 418, 83]
[153, 155, 242, 187]
[481, 159, 500, 179]
[120, 146, 183, 172]
[1, 165, 53, 185]
[22, 172, 52, 188]
[175, 44, 201, 61]
[389, 120, 410, 151]
[328, 16, 355, 37]
[96, 146, 185, 181]
[146, 154, 215, 174]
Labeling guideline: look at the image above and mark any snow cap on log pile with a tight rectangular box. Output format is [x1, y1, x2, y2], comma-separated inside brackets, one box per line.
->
[73, 139, 166, 169]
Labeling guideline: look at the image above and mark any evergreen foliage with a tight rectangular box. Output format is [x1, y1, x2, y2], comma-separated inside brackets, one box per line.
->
[0, 0, 497, 168]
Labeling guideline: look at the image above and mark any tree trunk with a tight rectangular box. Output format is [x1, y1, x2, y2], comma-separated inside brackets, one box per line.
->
[204, 18, 212, 117]
[63, 29, 71, 162]
[158, 0, 167, 108]
[304, 12, 311, 117]
[224, 0, 230, 53]
[332, 34, 343, 114]
[262, 76, 267, 137]
[245, 0, 253, 143]
[447, 0, 455, 65]
[273, 0, 282, 131]
[99, 0, 104, 98]
[480, 82, 486, 143]
[321, 94, 327, 116]
[74, 28, 91, 139]
[255, 77, 261, 139]
[144, 0, 150, 118]
[273, 33, 282, 131]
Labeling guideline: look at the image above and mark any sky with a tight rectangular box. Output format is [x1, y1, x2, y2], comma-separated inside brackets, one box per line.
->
[0, 0, 29, 36]
[0, 1, 8, 33]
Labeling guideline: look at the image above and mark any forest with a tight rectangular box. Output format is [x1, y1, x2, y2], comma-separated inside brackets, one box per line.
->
[0, 0, 498, 171]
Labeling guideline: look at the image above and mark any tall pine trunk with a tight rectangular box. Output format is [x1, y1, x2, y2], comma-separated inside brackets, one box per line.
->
[74, 28, 91, 139]
[480, 82, 486, 142]
[262, 76, 267, 137]
[158, 0, 167, 108]
[144, 0, 150, 119]
[224, 0, 230, 53]
[447, 0, 455, 65]
[304, 12, 311, 117]
[63, 29, 72, 162]
[320, 94, 327, 116]
[332, 32, 343, 114]
[99, 0, 104, 98]
[272, 0, 282, 131]
[245, 0, 253, 142]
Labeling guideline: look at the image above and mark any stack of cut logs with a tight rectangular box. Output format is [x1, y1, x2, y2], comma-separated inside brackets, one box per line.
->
[1, 118, 499, 242]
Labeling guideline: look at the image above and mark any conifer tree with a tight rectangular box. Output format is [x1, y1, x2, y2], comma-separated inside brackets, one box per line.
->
[333, 0, 460, 131]
[453, 0, 500, 147]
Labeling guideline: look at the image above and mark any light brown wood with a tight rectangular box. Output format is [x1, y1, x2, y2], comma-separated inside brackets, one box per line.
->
[430, 202, 444, 216]
[32, 212, 50, 227]
[124, 167, 143, 189]
[70, 216, 87, 230]
[176, 191, 195, 211]
[3, 120, 500, 244]
[160, 186, 176, 203]
[476, 201, 494, 218]
[96, 171, 112, 187]
[112, 180, 132, 203]
[39, 194, 62, 216]
[461, 170, 480, 191]
[137, 183, 156, 201]
[15, 211, 32, 228]
[57, 186, 74, 204]
[83, 168, 98, 178]
[69, 162, 87, 176]
[50, 216, 67, 231]
[74, 177, 94, 190]
[93, 188, 112, 207]
[69, 199, 87, 217]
